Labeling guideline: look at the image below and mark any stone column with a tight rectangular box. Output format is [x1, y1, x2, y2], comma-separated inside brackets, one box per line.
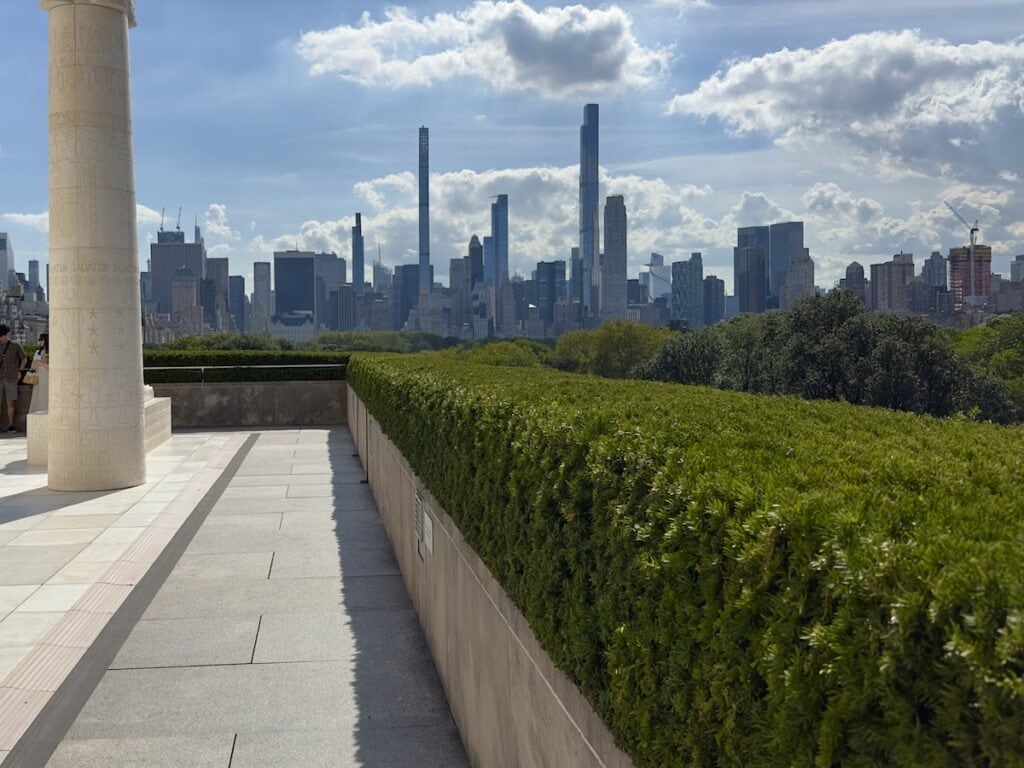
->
[42, 0, 145, 491]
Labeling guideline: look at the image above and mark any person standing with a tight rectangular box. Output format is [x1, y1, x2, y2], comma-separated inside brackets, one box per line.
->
[0, 324, 27, 432]
[28, 332, 49, 414]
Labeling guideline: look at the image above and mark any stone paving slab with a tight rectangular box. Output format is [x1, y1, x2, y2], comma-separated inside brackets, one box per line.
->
[45, 735, 234, 768]
[22, 428, 468, 768]
[0, 433, 249, 759]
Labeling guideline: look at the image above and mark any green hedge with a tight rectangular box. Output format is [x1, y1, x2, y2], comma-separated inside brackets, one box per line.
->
[347, 353, 1024, 767]
[143, 350, 348, 383]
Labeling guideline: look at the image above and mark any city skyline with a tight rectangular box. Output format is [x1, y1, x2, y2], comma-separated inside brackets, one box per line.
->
[1, 1, 1022, 294]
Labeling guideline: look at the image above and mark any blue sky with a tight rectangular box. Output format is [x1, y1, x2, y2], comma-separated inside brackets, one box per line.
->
[2, 0, 1022, 292]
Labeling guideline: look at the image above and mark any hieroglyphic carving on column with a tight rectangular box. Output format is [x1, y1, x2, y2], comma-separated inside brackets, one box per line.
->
[43, 0, 145, 491]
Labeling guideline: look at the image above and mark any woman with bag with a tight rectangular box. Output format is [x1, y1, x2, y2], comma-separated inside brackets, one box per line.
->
[27, 332, 48, 414]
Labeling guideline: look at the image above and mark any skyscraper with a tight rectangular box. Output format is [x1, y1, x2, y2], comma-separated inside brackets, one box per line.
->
[352, 213, 365, 299]
[27, 260, 39, 294]
[734, 246, 766, 314]
[569, 247, 583, 304]
[203, 257, 230, 330]
[949, 244, 992, 309]
[845, 262, 866, 303]
[536, 260, 566, 326]
[467, 235, 484, 288]
[671, 252, 703, 329]
[870, 252, 915, 313]
[150, 226, 205, 316]
[229, 275, 246, 333]
[703, 275, 725, 326]
[393, 264, 421, 330]
[641, 252, 672, 303]
[418, 126, 430, 295]
[779, 248, 815, 309]
[1012, 255, 1024, 283]
[314, 252, 346, 330]
[252, 261, 271, 333]
[579, 104, 599, 317]
[483, 236, 495, 286]
[274, 250, 316, 316]
[922, 251, 948, 289]
[491, 194, 509, 289]
[0, 233, 12, 290]
[768, 222, 804, 300]
[601, 195, 627, 320]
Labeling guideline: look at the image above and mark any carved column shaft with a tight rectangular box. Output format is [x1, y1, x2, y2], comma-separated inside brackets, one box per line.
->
[43, 0, 145, 490]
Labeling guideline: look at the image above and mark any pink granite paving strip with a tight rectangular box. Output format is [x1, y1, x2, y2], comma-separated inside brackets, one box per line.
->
[99, 560, 152, 588]
[0, 433, 248, 755]
[2, 645, 85, 693]
[0, 689, 51, 751]
[72, 584, 134, 616]
[43, 612, 111, 650]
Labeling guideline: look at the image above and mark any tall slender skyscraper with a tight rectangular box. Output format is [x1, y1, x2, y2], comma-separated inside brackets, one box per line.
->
[601, 195, 627, 320]
[0, 233, 12, 290]
[352, 212, 365, 299]
[491, 194, 509, 289]
[579, 104, 599, 317]
[418, 126, 430, 295]
[252, 261, 271, 332]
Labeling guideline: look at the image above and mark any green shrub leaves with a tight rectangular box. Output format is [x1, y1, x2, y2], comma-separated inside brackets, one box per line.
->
[349, 353, 1024, 767]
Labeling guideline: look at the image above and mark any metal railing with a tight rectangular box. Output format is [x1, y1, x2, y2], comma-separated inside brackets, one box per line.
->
[143, 363, 346, 384]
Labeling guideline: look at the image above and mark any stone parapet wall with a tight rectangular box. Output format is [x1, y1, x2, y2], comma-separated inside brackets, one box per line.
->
[152, 381, 346, 428]
[348, 388, 632, 768]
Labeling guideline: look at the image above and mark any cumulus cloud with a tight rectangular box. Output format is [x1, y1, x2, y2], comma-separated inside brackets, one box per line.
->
[795, 180, 1023, 282]
[249, 166, 728, 281]
[297, 1, 671, 98]
[668, 31, 1024, 178]
[204, 203, 240, 240]
[3, 204, 165, 235]
[136, 204, 163, 227]
[648, 0, 711, 13]
[2, 212, 50, 233]
[802, 183, 883, 225]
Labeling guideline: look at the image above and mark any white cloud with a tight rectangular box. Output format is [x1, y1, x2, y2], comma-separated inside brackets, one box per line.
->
[204, 203, 240, 240]
[136, 204, 163, 227]
[1000, 170, 1022, 183]
[3, 205, 164, 235]
[2, 212, 50, 233]
[667, 31, 1024, 178]
[648, 0, 711, 14]
[297, 1, 671, 98]
[802, 183, 883, 226]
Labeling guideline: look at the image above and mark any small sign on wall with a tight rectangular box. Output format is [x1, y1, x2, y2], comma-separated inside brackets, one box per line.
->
[423, 509, 433, 554]
[414, 491, 434, 560]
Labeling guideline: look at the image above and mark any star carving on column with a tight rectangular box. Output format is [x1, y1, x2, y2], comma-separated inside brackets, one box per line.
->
[87, 309, 98, 320]
[88, 326, 98, 337]
[89, 343, 100, 354]
[117, 342, 126, 352]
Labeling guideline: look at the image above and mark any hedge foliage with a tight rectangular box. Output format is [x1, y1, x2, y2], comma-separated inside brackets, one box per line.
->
[348, 353, 1024, 767]
[143, 350, 348, 383]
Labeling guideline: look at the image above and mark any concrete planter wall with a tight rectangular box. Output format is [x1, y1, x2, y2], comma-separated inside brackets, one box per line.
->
[151, 381, 347, 428]
[348, 388, 633, 768]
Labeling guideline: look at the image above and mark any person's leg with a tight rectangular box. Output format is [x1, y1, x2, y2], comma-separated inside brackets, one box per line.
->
[2, 382, 17, 430]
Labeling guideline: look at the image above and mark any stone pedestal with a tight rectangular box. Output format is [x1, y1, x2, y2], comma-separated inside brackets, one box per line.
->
[42, 0, 145, 491]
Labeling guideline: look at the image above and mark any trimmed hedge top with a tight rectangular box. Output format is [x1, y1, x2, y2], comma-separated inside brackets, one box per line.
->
[143, 350, 348, 383]
[347, 353, 1024, 768]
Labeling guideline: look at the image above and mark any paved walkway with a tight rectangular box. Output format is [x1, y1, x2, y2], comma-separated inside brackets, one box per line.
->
[0, 431, 244, 762]
[5, 428, 468, 768]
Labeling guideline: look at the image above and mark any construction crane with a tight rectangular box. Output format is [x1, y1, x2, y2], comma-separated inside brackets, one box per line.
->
[159, 207, 165, 232]
[944, 200, 980, 302]
[175, 206, 182, 232]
